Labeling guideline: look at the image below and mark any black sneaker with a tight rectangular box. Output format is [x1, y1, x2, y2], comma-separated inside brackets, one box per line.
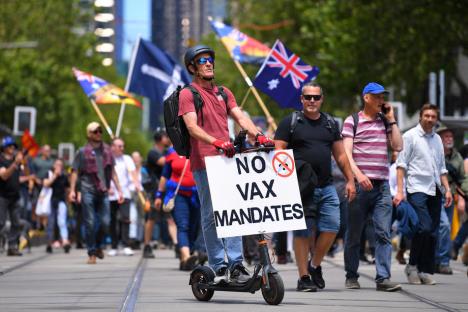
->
[296, 275, 317, 292]
[7, 248, 23, 256]
[376, 279, 402, 292]
[143, 244, 155, 259]
[230, 263, 250, 284]
[309, 262, 325, 289]
[46, 245, 53, 254]
[345, 277, 360, 289]
[214, 266, 229, 284]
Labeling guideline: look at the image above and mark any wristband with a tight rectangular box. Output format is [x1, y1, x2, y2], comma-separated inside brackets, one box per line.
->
[156, 191, 164, 199]
[388, 121, 397, 126]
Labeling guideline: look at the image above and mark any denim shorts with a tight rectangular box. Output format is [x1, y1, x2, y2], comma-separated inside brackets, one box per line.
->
[294, 184, 340, 237]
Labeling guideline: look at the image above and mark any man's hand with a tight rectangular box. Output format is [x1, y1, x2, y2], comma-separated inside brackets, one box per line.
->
[69, 190, 76, 203]
[256, 134, 275, 148]
[356, 172, 373, 191]
[444, 191, 453, 208]
[212, 140, 235, 158]
[154, 198, 162, 212]
[393, 191, 405, 207]
[14, 152, 24, 165]
[118, 190, 124, 204]
[345, 181, 356, 202]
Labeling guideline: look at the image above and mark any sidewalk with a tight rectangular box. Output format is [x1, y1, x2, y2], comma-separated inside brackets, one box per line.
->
[0, 246, 467, 311]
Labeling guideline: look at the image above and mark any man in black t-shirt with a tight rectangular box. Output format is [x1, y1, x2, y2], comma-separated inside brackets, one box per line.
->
[142, 129, 171, 258]
[0, 136, 34, 256]
[275, 82, 355, 292]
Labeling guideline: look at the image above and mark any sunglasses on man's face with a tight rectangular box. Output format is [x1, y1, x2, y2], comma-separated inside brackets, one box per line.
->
[92, 128, 103, 134]
[302, 94, 322, 101]
[196, 57, 214, 65]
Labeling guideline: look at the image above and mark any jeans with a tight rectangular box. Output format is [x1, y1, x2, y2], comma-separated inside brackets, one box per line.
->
[171, 194, 200, 249]
[110, 199, 131, 249]
[47, 199, 68, 242]
[0, 196, 22, 248]
[436, 199, 453, 266]
[193, 169, 243, 272]
[453, 204, 468, 253]
[81, 191, 110, 256]
[344, 180, 393, 282]
[407, 190, 441, 274]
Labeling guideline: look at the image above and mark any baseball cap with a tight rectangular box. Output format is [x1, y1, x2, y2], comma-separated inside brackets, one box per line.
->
[436, 124, 453, 135]
[86, 122, 101, 134]
[362, 82, 389, 96]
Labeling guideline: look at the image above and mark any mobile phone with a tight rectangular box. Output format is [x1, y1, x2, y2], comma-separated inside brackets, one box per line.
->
[381, 103, 389, 114]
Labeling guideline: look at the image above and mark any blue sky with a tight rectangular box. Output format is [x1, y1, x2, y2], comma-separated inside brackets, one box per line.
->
[122, 0, 151, 61]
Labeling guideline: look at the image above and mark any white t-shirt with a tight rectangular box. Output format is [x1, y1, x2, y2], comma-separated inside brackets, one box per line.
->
[110, 154, 136, 200]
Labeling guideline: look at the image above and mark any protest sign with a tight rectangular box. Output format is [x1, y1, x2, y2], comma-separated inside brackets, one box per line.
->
[205, 149, 306, 238]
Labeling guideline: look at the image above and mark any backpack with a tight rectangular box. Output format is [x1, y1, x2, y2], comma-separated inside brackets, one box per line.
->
[350, 112, 389, 137]
[289, 110, 340, 139]
[163, 85, 228, 158]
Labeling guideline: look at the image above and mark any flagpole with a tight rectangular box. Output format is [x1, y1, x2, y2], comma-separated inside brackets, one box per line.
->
[116, 36, 141, 137]
[90, 99, 115, 139]
[209, 17, 277, 130]
[239, 88, 252, 109]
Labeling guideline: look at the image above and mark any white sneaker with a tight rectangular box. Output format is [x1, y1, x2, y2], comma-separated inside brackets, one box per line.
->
[123, 247, 134, 256]
[405, 264, 421, 284]
[418, 272, 436, 285]
[107, 249, 118, 257]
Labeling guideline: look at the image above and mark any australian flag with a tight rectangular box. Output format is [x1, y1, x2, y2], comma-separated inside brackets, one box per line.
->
[253, 40, 320, 109]
[127, 38, 191, 104]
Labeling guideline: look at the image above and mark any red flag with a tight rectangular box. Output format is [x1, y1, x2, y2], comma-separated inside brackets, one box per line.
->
[21, 129, 40, 157]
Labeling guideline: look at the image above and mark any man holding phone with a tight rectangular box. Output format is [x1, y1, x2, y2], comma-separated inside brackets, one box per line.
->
[342, 82, 403, 291]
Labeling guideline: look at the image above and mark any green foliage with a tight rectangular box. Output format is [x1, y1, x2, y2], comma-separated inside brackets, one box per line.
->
[0, 0, 150, 154]
[211, 0, 468, 120]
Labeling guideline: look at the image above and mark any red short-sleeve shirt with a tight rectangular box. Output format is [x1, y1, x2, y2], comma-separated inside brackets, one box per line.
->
[178, 83, 237, 171]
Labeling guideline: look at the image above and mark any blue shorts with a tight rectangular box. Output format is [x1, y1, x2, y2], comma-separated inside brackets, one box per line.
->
[294, 185, 340, 237]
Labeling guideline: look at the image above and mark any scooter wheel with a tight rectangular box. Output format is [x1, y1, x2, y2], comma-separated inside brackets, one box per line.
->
[261, 273, 284, 305]
[190, 266, 215, 301]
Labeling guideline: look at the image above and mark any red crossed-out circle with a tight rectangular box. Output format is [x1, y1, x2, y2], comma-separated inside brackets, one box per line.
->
[272, 151, 295, 177]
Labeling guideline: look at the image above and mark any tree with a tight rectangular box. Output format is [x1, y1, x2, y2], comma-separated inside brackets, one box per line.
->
[0, 0, 150, 155]
[228, 0, 468, 118]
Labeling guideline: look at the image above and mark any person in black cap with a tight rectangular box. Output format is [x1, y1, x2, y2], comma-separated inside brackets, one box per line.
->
[0, 136, 34, 256]
[142, 128, 174, 258]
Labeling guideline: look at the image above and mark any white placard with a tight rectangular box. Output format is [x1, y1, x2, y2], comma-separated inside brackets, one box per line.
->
[13, 106, 37, 136]
[205, 149, 306, 238]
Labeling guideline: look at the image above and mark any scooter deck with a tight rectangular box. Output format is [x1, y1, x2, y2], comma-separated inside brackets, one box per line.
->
[197, 276, 262, 293]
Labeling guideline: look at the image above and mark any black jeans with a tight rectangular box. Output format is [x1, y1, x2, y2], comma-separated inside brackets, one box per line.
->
[0, 196, 22, 248]
[407, 190, 441, 274]
[110, 199, 131, 249]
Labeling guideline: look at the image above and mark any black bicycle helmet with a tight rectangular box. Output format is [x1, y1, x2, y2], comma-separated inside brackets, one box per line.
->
[184, 45, 215, 74]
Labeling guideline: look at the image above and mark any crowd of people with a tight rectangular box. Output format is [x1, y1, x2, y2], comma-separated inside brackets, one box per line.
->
[1, 44, 467, 296]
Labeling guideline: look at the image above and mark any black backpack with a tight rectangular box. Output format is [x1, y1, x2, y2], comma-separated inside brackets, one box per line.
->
[163, 85, 228, 158]
[289, 110, 340, 138]
[349, 112, 389, 137]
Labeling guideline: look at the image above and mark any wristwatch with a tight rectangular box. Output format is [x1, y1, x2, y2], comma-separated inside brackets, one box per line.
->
[388, 121, 397, 126]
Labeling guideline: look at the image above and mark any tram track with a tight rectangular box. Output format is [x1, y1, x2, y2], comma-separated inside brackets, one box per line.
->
[0, 253, 50, 276]
[119, 257, 147, 312]
[324, 259, 460, 312]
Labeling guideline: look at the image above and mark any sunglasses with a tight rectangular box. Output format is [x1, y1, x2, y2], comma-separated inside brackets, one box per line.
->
[196, 57, 214, 65]
[92, 128, 103, 134]
[302, 94, 322, 101]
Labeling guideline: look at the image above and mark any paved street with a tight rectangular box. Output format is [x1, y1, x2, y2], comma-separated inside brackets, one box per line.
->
[0, 246, 467, 312]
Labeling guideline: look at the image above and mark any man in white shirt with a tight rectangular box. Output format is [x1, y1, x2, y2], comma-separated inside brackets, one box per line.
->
[108, 138, 140, 256]
[394, 104, 453, 285]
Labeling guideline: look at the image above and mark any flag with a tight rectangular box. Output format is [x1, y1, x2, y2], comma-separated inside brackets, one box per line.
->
[253, 40, 320, 109]
[127, 38, 191, 104]
[72, 68, 141, 108]
[210, 20, 270, 64]
[21, 129, 39, 157]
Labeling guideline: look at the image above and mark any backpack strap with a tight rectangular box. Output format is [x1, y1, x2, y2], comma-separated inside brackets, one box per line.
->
[352, 112, 359, 137]
[289, 111, 302, 139]
[321, 112, 340, 136]
[185, 85, 230, 127]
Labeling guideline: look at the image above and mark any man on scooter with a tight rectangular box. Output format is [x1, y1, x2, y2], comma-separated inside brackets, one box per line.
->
[179, 45, 275, 283]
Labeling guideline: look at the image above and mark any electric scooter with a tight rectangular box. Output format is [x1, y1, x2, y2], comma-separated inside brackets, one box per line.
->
[189, 131, 285, 305]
